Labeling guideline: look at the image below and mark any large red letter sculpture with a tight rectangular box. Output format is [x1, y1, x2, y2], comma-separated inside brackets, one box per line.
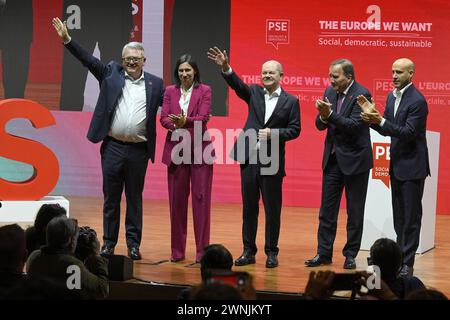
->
[0, 99, 59, 200]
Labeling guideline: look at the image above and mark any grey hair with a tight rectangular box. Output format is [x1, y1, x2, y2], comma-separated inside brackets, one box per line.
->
[46, 216, 78, 250]
[122, 42, 145, 58]
[330, 58, 355, 80]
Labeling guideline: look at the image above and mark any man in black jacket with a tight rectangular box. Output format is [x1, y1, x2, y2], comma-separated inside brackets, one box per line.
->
[208, 47, 301, 268]
[305, 59, 373, 270]
[357, 58, 430, 277]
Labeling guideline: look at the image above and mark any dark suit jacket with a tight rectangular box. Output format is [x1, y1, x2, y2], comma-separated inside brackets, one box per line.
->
[371, 84, 430, 180]
[223, 71, 301, 176]
[316, 82, 373, 176]
[64, 39, 164, 162]
[160, 84, 214, 166]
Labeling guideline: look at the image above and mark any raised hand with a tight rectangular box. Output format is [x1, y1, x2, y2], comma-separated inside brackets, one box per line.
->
[207, 46, 230, 72]
[356, 95, 382, 124]
[52, 17, 70, 43]
[356, 95, 376, 113]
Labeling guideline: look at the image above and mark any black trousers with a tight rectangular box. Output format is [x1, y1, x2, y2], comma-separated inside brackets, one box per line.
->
[317, 153, 370, 259]
[240, 163, 283, 256]
[391, 175, 425, 267]
[101, 138, 149, 248]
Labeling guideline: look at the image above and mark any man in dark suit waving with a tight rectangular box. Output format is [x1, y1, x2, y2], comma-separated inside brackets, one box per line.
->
[53, 17, 164, 260]
[357, 58, 430, 277]
[305, 59, 373, 270]
[207, 47, 301, 268]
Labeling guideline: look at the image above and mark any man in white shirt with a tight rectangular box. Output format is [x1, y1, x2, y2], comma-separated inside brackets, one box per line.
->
[52, 17, 164, 260]
[207, 47, 301, 268]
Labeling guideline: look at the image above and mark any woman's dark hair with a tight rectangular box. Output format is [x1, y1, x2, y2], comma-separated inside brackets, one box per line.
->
[173, 53, 201, 88]
[34, 204, 67, 232]
[191, 282, 243, 300]
[26, 204, 67, 255]
[75, 226, 99, 262]
[200, 244, 233, 281]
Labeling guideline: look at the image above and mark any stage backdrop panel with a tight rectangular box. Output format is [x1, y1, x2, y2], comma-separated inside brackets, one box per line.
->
[1, 0, 449, 214]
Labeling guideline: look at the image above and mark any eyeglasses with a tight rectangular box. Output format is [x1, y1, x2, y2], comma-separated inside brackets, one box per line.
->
[122, 57, 144, 63]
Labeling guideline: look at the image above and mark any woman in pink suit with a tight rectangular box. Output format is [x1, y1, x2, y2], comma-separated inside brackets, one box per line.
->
[160, 54, 214, 263]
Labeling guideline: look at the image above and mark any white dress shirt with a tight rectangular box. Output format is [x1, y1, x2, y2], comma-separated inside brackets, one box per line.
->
[224, 67, 281, 123]
[179, 85, 193, 115]
[109, 72, 147, 142]
[263, 86, 281, 124]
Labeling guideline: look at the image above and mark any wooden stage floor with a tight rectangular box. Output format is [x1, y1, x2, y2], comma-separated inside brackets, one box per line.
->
[67, 196, 450, 297]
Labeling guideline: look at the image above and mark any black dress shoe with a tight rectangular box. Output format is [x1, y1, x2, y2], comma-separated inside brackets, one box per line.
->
[398, 264, 413, 278]
[343, 256, 356, 269]
[266, 253, 279, 268]
[304, 254, 332, 267]
[234, 252, 256, 266]
[100, 245, 115, 256]
[128, 247, 142, 260]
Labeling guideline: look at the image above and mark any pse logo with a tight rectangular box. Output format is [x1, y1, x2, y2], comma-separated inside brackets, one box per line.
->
[266, 19, 290, 49]
[372, 143, 390, 188]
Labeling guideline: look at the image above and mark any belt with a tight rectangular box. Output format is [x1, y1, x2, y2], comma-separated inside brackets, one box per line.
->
[107, 136, 146, 146]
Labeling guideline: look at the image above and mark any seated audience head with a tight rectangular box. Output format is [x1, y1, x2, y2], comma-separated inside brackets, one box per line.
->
[45, 216, 79, 253]
[26, 204, 67, 255]
[191, 282, 243, 300]
[34, 204, 67, 233]
[200, 244, 233, 281]
[75, 226, 100, 262]
[0, 224, 27, 273]
[406, 288, 448, 300]
[369, 238, 402, 281]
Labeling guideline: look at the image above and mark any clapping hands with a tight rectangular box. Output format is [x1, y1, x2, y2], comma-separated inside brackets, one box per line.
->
[168, 109, 187, 129]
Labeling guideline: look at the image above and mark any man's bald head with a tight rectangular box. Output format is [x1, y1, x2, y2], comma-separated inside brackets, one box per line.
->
[393, 58, 415, 73]
[392, 58, 415, 90]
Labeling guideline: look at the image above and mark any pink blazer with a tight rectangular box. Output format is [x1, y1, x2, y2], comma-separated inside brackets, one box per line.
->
[160, 84, 214, 166]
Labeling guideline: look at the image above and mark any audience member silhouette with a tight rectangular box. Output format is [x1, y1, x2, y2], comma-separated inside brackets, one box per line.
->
[26, 216, 109, 299]
[25, 204, 67, 257]
[191, 282, 243, 300]
[0, 224, 27, 298]
[369, 238, 425, 299]
[200, 244, 234, 281]
[406, 288, 448, 300]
